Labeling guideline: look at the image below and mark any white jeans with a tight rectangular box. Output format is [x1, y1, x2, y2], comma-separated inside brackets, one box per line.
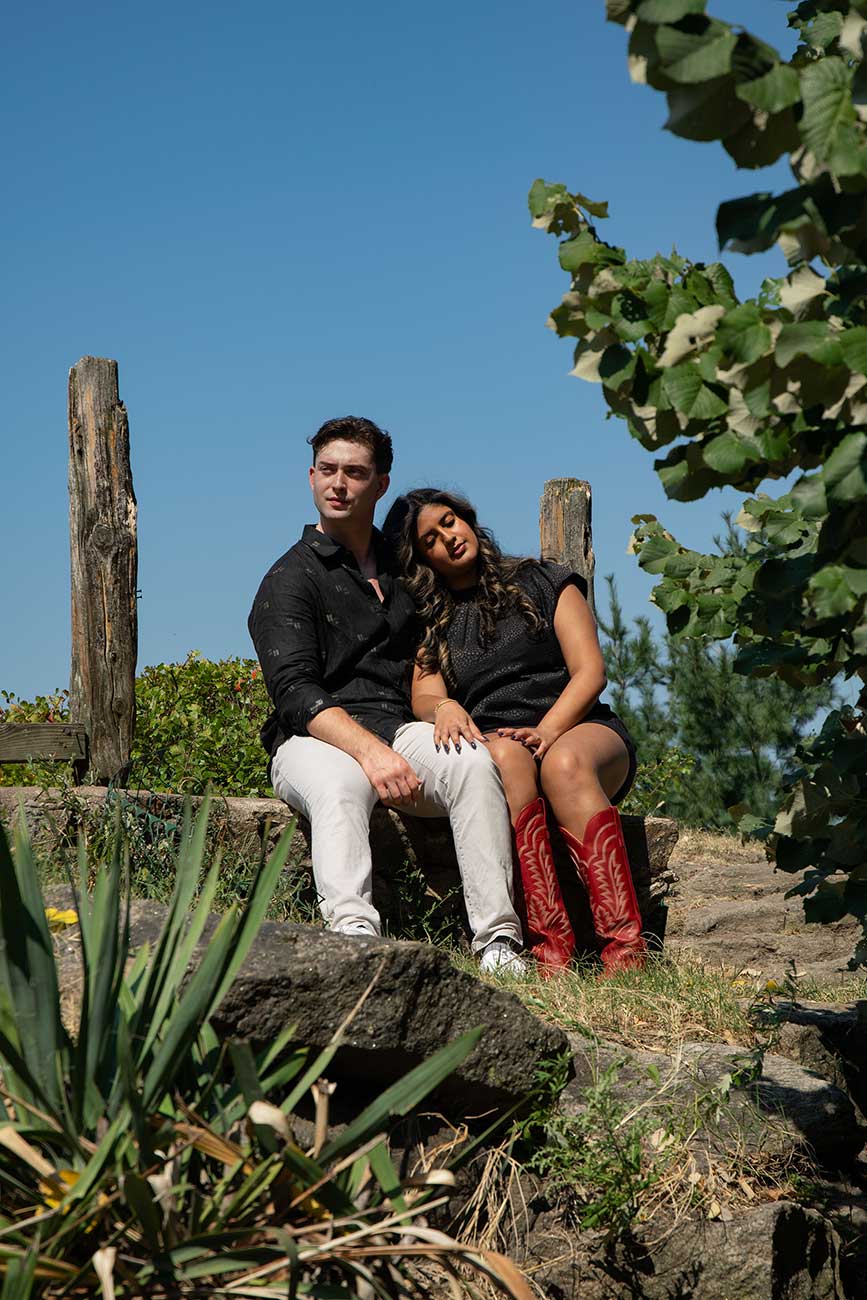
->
[270, 721, 522, 951]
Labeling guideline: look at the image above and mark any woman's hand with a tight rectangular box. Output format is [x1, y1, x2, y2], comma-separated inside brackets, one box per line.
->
[496, 723, 560, 760]
[434, 700, 488, 753]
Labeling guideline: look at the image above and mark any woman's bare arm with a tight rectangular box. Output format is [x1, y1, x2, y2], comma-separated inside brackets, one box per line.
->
[497, 583, 606, 758]
[412, 662, 487, 749]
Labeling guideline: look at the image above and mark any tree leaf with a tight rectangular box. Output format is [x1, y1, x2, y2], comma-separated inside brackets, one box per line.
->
[662, 362, 728, 418]
[800, 57, 856, 164]
[839, 326, 867, 376]
[776, 321, 843, 368]
[736, 64, 801, 114]
[779, 264, 828, 317]
[665, 76, 751, 142]
[808, 566, 860, 619]
[716, 304, 771, 364]
[636, 0, 705, 21]
[574, 192, 610, 219]
[606, 0, 634, 24]
[658, 305, 725, 366]
[559, 231, 622, 273]
[702, 431, 761, 474]
[656, 21, 738, 85]
[724, 105, 800, 170]
[823, 431, 867, 505]
[571, 330, 621, 382]
[804, 11, 845, 54]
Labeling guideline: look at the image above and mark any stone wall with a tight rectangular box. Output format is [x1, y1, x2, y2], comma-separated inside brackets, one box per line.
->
[0, 784, 678, 952]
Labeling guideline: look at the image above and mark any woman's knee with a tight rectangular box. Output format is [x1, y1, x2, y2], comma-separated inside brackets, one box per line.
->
[482, 735, 539, 807]
[539, 742, 597, 796]
[484, 736, 534, 781]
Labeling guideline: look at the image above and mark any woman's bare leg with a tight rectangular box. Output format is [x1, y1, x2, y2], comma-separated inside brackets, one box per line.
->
[483, 732, 574, 972]
[483, 733, 541, 823]
[539, 723, 645, 972]
[539, 723, 630, 840]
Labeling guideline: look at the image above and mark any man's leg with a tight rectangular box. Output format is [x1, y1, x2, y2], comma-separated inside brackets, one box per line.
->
[271, 736, 380, 934]
[392, 722, 523, 953]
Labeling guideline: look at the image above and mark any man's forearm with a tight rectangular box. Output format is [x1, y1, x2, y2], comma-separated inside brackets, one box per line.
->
[306, 706, 421, 805]
[306, 706, 384, 761]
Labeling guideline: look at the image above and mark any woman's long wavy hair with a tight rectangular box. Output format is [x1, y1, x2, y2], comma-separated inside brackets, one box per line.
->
[382, 488, 544, 688]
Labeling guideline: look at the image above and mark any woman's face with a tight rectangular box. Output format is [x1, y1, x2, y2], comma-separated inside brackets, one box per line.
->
[415, 502, 480, 587]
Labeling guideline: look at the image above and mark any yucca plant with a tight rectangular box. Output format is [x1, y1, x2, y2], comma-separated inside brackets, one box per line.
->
[0, 799, 533, 1298]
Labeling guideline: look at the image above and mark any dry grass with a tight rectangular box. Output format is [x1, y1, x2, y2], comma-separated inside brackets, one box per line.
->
[670, 826, 764, 865]
[454, 951, 756, 1050]
[453, 949, 867, 1052]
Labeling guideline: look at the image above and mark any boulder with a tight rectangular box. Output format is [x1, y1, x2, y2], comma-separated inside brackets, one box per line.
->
[523, 1201, 845, 1299]
[753, 1001, 867, 1121]
[665, 851, 861, 981]
[51, 899, 570, 1115]
[560, 1035, 866, 1170]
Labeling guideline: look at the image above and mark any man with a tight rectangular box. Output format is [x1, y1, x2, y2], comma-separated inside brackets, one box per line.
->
[248, 415, 524, 972]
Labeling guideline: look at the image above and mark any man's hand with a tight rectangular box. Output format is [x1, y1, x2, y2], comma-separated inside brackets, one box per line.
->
[306, 706, 422, 803]
[359, 740, 422, 804]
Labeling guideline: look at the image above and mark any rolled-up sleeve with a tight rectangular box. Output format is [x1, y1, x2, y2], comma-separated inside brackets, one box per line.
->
[248, 567, 339, 735]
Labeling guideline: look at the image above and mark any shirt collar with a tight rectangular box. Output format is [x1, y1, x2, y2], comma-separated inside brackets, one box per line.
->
[301, 524, 394, 573]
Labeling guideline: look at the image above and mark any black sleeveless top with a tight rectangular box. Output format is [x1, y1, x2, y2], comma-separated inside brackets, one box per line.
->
[443, 561, 621, 732]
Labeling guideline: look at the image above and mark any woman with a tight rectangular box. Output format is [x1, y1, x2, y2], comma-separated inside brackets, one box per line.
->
[382, 488, 645, 976]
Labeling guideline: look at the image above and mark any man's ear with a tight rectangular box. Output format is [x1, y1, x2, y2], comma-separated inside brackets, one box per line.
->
[308, 464, 316, 491]
[375, 473, 390, 501]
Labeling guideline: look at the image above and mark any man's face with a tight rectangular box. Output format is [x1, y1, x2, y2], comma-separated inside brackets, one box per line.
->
[309, 438, 389, 528]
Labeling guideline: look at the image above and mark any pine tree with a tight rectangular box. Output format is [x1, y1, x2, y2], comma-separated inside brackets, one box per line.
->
[599, 569, 837, 829]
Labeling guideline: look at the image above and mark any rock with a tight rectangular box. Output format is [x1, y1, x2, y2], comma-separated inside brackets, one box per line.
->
[560, 1035, 866, 1170]
[665, 852, 861, 981]
[638, 1201, 844, 1300]
[522, 1202, 845, 1299]
[0, 785, 301, 858]
[753, 1001, 867, 1121]
[52, 899, 569, 1115]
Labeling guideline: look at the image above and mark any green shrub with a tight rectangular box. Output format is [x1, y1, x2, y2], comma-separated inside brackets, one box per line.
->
[130, 652, 272, 796]
[1, 655, 274, 797]
[618, 746, 695, 819]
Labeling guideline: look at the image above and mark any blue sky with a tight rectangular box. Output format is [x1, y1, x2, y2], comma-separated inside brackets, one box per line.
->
[2, 0, 797, 699]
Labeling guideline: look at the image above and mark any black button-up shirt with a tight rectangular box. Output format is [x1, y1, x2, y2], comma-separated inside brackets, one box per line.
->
[248, 525, 417, 759]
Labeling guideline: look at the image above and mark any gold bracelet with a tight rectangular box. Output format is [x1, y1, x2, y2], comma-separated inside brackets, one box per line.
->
[432, 699, 453, 714]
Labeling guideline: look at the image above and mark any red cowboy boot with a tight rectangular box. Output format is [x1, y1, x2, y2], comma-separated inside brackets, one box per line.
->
[513, 796, 575, 976]
[558, 806, 647, 973]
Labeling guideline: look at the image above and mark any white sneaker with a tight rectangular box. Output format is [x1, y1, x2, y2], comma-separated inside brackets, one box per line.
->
[336, 920, 379, 937]
[479, 938, 527, 976]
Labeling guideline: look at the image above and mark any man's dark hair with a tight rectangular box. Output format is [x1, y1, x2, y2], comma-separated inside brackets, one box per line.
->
[308, 416, 393, 474]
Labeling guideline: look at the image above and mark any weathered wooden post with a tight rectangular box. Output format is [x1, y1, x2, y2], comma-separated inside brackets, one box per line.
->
[68, 357, 138, 784]
[539, 478, 595, 615]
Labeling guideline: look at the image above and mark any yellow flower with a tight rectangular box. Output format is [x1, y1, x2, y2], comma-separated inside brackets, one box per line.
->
[45, 908, 79, 931]
[39, 1168, 80, 1210]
